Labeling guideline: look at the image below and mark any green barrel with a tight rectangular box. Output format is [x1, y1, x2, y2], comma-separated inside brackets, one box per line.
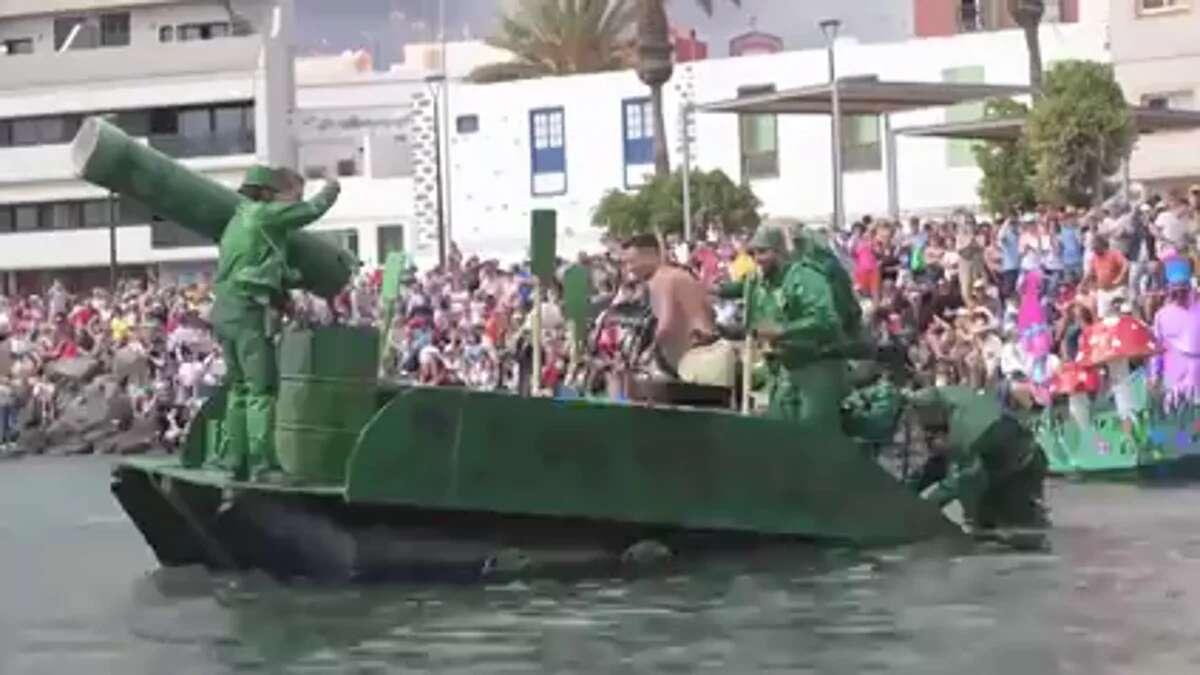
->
[70, 116, 357, 299]
[275, 326, 380, 484]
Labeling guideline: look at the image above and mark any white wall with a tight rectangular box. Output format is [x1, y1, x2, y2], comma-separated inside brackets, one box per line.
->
[1109, 0, 1200, 187]
[435, 22, 1107, 261]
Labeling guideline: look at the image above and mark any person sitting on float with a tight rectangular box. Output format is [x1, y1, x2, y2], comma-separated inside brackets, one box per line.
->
[1150, 256, 1200, 407]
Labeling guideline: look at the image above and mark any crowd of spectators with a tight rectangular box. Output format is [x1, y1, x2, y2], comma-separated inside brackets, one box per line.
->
[2, 186, 1198, 452]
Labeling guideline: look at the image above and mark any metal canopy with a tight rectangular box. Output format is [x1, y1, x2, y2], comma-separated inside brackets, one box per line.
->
[896, 106, 1200, 141]
[697, 78, 1031, 116]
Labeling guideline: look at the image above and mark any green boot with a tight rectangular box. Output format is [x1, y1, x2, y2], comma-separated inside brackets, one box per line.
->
[210, 389, 249, 478]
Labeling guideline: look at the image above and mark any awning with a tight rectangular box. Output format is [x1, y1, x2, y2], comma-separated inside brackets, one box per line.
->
[896, 106, 1200, 141]
[697, 77, 1031, 116]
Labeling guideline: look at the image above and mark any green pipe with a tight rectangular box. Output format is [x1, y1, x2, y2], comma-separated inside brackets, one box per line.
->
[70, 116, 357, 299]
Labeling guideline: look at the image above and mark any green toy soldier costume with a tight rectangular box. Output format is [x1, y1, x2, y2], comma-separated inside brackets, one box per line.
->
[906, 386, 1049, 531]
[739, 227, 849, 426]
[209, 165, 340, 481]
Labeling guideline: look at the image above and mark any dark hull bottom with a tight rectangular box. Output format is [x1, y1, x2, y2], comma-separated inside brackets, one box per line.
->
[112, 464, 833, 583]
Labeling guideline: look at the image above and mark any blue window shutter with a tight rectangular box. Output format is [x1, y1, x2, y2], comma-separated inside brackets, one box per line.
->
[530, 107, 567, 196]
[622, 98, 654, 187]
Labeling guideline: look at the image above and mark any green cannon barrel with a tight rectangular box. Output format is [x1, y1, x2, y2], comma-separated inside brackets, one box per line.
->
[275, 326, 380, 484]
[70, 116, 357, 299]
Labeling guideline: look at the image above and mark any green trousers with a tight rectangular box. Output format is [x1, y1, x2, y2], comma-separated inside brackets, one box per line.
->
[765, 359, 848, 427]
[209, 302, 279, 481]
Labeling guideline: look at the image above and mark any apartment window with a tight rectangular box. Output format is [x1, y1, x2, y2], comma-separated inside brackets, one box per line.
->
[83, 200, 113, 227]
[179, 22, 232, 41]
[530, 107, 567, 196]
[159, 25, 175, 43]
[0, 207, 12, 232]
[377, 225, 406, 260]
[147, 102, 255, 157]
[14, 205, 45, 231]
[842, 115, 882, 172]
[54, 16, 89, 50]
[737, 85, 779, 181]
[2, 38, 33, 55]
[320, 230, 359, 256]
[622, 98, 655, 188]
[336, 158, 358, 177]
[943, 65, 986, 167]
[0, 121, 9, 147]
[959, 0, 982, 31]
[1138, 0, 1189, 14]
[303, 165, 327, 180]
[5, 116, 80, 146]
[100, 13, 131, 47]
[149, 108, 179, 135]
[1142, 91, 1196, 110]
[456, 114, 479, 134]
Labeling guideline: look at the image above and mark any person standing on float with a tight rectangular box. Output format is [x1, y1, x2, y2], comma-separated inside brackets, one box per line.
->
[209, 165, 340, 481]
[1151, 256, 1200, 405]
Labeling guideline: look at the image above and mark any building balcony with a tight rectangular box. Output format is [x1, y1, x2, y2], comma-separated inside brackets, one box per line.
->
[0, 35, 260, 92]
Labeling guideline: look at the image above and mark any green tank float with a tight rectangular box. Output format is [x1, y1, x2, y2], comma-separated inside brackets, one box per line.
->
[76, 117, 961, 582]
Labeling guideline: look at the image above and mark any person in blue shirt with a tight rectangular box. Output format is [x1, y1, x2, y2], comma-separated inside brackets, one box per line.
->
[1058, 215, 1084, 284]
[998, 215, 1022, 304]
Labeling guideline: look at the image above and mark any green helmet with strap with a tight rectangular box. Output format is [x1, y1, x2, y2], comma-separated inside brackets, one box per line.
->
[240, 164, 277, 191]
[748, 226, 787, 253]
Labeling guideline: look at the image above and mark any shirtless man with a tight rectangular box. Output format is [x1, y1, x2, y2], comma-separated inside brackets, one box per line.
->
[619, 235, 735, 387]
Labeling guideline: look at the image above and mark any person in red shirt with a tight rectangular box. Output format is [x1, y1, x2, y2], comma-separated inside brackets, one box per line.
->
[1085, 235, 1128, 317]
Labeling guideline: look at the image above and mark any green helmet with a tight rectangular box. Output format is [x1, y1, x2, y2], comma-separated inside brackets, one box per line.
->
[748, 226, 787, 253]
[241, 164, 277, 190]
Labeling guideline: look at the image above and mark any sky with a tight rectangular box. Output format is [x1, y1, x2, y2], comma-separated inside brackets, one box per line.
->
[294, 0, 914, 66]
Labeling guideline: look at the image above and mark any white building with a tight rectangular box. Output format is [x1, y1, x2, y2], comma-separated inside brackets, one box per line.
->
[1109, 0, 1200, 193]
[0, 0, 418, 294]
[0, 0, 1112, 291]
[425, 21, 1107, 263]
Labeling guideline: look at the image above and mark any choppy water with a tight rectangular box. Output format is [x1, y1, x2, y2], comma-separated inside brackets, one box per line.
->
[3, 457, 1200, 674]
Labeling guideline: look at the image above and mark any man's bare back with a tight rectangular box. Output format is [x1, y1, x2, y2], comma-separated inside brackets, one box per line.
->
[647, 265, 716, 371]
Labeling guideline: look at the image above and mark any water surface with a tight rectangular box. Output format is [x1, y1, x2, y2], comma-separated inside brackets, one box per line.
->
[2, 457, 1200, 674]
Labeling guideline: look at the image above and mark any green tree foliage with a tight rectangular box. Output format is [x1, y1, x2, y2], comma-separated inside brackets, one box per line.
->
[972, 99, 1036, 215]
[592, 169, 760, 239]
[1026, 60, 1136, 207]
[468, 0, 636, 84]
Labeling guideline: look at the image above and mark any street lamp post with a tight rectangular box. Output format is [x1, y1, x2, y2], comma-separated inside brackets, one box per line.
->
[681, 103, 694, 242]
[425, 74, 447, 268]
[819, 18, 845, 232]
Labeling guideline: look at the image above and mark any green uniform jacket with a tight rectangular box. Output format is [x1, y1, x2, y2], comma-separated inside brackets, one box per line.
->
[910, 386, 1036, 506]
[213, 188, 338, 309]
[718, 241, 862, 342]
[751, 262, 846, 369]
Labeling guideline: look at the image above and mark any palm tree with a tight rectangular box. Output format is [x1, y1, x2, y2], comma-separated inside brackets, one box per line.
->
[469, 0, 637, 83]
[1007, 0, 1045, 95]
[636, 0, 741, 178]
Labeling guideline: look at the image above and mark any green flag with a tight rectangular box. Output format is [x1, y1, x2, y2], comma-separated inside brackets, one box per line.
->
[380, 251, 407, 305]
[563, 264, 590, 328]
[530, 210, 557, 283]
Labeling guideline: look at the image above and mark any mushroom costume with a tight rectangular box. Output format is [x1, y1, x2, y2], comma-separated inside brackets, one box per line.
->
[1076, 315, 1158, 420]
[1051, 361, 1101, 431]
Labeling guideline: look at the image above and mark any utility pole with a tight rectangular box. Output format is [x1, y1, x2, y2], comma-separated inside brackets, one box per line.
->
[108, 191, 118, 295]
[820, 19, 845, 231]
